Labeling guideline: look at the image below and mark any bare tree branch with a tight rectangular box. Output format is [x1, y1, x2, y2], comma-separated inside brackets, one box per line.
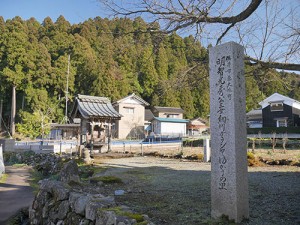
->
[100, 0, 262, 32]
[99, 0, 300, 72]
[216, 23, 236, 45]
[245, 56, 300, 71]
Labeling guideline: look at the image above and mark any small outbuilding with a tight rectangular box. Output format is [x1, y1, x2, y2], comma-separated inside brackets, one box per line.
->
[151, 117, 189, 137]
[70, 94, 122, 152]
[150, 106, 187, 137]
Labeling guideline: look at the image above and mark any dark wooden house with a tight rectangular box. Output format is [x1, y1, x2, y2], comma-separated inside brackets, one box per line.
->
[259, 93, 300, 128]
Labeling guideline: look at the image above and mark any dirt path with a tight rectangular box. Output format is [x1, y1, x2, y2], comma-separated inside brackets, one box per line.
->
[94, 156, 300, 225]
[0, 166, 34, 225]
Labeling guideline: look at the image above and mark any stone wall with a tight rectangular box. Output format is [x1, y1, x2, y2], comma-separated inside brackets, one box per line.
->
[29, 180, 153, 225]
[29, 160, 153, 225]
[0, 138, 15, 151]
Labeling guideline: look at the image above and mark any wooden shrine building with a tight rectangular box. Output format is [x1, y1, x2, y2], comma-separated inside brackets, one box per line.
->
[70, 94, 122, 152]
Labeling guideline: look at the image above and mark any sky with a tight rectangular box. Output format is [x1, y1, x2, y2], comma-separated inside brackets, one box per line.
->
[0, 0, 106, 24]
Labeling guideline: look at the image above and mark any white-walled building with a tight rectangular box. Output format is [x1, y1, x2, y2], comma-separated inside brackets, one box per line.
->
[151, 117, 188, 136]
[113, 93, 149, 139]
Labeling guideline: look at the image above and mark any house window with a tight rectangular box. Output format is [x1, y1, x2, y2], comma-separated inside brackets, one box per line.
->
[276, 119, 287, 127]
[124, 107, 134, 114]
[270, 102, 283, 111]
[167, 114, 178, 118]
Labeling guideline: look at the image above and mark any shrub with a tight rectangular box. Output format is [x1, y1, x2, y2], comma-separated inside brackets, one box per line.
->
[247, 152, 263, 167]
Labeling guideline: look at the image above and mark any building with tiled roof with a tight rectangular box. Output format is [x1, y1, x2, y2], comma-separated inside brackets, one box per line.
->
[70, 94, 122, 151]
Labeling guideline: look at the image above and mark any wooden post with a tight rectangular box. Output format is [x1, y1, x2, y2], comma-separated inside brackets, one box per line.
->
[108, 120, 111, 152]
[140, 143, 143, 156]
[90, 122, 94, 154]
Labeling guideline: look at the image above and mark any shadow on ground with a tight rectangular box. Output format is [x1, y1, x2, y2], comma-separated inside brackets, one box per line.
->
[94, 157, 300, 225]
[0, 167, 34, 224]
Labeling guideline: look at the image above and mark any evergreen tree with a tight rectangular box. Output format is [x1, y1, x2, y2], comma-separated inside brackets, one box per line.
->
[0, 15, 298, 138]
[137, 46, 158, 100]
[180, 87, 195, 119]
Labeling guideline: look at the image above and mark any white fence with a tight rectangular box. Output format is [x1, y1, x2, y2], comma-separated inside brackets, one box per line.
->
[111, 141, 183, 155]
[247, 134, 300, 138]
[14, 140, 78, 154]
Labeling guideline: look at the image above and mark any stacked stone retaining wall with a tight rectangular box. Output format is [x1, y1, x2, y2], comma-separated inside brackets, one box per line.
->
[29, 180, 153, 225]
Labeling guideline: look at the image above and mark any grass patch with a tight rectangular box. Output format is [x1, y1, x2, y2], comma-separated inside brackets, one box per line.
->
[78, 164, 108, 181]
[202, 214, 237, 225]
[28, 170, 45, 193]
[90, 175, 122, 184]
[0, 173, 8, 183]
[247, 152, 264, 167]
[28, 169, 60, 193]
[125, 170, 152, 181]
[101, 207, 145, 223]
[12, 164, 27, 168]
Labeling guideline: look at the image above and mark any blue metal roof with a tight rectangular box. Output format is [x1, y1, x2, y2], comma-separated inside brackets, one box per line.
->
[152, 117, 189, 123]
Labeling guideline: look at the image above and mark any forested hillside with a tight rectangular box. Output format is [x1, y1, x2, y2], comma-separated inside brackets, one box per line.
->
[0, 16, 299, 132]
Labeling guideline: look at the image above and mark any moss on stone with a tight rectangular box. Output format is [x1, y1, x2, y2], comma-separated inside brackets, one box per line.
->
[100, 206, 145, 223]
[78, 164, 107, 180]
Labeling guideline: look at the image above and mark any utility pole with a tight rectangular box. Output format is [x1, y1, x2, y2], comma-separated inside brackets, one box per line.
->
[64, 54, 70, 124]
[0, 99, 3, 131]
[11, 86, 16, 136]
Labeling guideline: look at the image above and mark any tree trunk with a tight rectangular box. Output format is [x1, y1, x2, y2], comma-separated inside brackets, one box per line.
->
[0, 99, 3, 132]
[10, 85, 16, 136]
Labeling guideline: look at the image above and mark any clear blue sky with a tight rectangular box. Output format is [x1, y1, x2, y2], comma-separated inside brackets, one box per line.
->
[0, 0, 106, 24]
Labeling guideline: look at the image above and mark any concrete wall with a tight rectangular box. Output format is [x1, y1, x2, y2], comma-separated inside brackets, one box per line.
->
[0, 139, 15, 152]
[14, 143, 76, 154]
[160, 122, 186, 136]
[153, 121, 186, 136]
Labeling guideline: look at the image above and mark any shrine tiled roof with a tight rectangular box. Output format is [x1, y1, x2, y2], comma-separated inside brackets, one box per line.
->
[73, 94, 122, 120]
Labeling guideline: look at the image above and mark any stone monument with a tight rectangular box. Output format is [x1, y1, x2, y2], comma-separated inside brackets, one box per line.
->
[0, 145, 5, 175]
[209, 42, 249, 222]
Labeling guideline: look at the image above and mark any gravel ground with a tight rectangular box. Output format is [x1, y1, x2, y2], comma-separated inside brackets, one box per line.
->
[94, 156, 300, 225]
